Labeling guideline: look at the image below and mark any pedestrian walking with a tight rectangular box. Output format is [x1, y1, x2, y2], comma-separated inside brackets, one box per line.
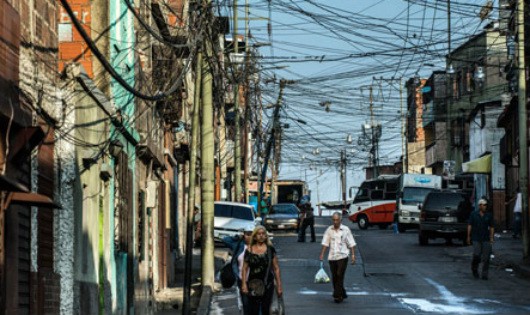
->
[298, 203, 315, 242]
[511, 189, 522, 239]
[241, 225, 283, 315]
[467, 198, 495, 280]
[222, 225, 254, 315]
[319, 212, 356, 303]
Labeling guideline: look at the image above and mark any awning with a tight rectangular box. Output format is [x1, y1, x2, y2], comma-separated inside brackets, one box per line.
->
[0, 175, 29, 192]
[462, 154, 492, 174]
[8, 192, 62, 209]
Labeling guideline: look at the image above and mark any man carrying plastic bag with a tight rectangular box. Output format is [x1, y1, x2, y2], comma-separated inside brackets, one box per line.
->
[314, 261, 330, 283]
[319, 212, 356, 303]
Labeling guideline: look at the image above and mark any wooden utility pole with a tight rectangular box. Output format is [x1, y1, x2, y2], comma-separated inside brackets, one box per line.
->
[183, 51, 202, 315]
[201, 2, 215, 290]
[243, 0, 251, 203]
[516, 0, 529, 257]
[258, 80, 293, 215]
[341, 150, 347, 213]
[233, 0, 242, 202]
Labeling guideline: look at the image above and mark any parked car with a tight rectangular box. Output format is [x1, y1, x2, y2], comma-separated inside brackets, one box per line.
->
[264, 203, 300, 230]
[214, 201, 262, 240]
[418, 191, 473, 246]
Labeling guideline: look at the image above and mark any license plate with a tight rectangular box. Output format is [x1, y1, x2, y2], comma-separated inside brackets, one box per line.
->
[278, 224, 285, 229]
[439, 217, 457, 223]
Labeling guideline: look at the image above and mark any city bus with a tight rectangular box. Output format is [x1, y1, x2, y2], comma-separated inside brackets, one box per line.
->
[346, 175, 399, 229]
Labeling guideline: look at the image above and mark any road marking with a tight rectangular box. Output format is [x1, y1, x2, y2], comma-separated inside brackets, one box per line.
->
[397, 278, 492, 314]
[298, 287, 407, 297]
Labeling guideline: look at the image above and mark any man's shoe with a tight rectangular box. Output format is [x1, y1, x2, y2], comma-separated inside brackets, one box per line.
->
[297, 240, 305, 243]
[473, 270, 479, 279]
[482, 275, 488, 280]
[334, 298, 343, 303]
[311, 239, 316, 242]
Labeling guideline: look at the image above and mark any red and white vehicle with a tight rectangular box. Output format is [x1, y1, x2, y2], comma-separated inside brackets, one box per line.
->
[347, 175, 399, 229]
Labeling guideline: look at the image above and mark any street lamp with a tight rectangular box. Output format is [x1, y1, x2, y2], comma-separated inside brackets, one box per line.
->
[346, 133, 353, 144]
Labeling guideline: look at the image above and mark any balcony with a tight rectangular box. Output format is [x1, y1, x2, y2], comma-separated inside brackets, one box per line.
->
[426, 139, 447, 167]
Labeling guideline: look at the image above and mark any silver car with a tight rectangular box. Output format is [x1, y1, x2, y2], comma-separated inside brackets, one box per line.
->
[264, 203, 300, 230]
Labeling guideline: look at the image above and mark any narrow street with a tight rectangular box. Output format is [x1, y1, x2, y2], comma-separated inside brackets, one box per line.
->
[213, 216, 530, 315]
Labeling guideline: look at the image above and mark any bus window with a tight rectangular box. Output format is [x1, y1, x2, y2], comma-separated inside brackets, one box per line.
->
[370, 190, 384, 200]
[386, 181, 398, 193]
[355, 188, 370, 202]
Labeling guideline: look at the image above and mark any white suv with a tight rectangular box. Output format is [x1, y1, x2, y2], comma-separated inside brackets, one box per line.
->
[214, 201, 262, 240]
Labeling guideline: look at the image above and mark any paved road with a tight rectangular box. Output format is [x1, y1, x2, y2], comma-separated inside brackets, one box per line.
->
[212, 216, 530, 315]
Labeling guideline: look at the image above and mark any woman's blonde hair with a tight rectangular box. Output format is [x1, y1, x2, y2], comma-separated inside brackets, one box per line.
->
[249, 225, 272, 247]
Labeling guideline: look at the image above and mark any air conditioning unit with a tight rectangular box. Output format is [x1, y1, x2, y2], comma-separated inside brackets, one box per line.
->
[145, 181, 158, 208]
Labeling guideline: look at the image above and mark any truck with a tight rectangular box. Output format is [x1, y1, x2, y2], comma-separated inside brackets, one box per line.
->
[396, 174, 442, 232]
[272, 180, 307, 205]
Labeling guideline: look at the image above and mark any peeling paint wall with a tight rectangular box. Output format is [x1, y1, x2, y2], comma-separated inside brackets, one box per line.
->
[30, 151, 38, 273]
[55, 121, 76, 314]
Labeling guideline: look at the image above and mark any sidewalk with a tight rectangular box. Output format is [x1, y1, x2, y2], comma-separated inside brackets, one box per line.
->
[155, 247, 229, 314]
[490, 230, 530, 279]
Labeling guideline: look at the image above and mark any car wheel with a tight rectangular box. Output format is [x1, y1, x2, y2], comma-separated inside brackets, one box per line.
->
[357, 215, 369, 230]
[378, 224, 389, 230]
[419, 230, 428, 246]
[397, 223, 406, 233]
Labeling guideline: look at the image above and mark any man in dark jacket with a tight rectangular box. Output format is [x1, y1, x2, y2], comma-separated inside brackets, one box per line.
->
[467, 198, 495, 280]
[298, 203, 316, 242]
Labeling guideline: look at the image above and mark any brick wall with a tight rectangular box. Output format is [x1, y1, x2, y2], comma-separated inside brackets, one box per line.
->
[58, 0, 93, 77]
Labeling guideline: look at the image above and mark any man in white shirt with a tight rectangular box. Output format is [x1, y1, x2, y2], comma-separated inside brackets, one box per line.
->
[319, 212, 356, 303]
[513, 190, 522, 239]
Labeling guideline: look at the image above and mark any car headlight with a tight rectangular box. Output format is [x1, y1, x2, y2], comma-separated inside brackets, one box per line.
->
[265, 219, 273, 224]
[288, 219, 297, 223]
[401, 210, 410, 217]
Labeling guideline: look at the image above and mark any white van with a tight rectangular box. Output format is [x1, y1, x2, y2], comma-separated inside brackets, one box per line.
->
[396, 174, 442, 232]
[213, 201, 262, 240]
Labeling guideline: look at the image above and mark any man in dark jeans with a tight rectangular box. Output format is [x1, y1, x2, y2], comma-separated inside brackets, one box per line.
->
[319, 212, 356, 303]
[298, 203, 316, 242]
[467, 198, 495, 280]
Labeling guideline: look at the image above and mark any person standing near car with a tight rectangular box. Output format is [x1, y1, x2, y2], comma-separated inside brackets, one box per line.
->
[319, 212, 356, 303]
[467, 198, 495, 280]
[298, 203, 316, 242]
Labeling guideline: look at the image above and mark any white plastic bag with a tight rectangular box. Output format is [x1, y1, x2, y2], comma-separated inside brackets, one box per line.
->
[314, 261, 330, 283]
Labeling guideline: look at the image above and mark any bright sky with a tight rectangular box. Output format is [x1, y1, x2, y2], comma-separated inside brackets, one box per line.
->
[221, 0, 498, 203]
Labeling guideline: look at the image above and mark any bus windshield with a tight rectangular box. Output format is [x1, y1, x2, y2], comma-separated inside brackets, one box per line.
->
[402, 187, 433, 205]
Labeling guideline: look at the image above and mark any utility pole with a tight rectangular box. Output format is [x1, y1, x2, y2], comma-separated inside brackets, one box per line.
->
[258, 79, 293, 215]
[400, 78, 407, 173]
[316, 170, 321, 216]
[516, 0, 529, 257]
[340, 150, 347, 213]
[243, 0, 251, 203]
[446, 0, 453, 165]
[233, 0, 242, 202]
[200, 1, 215, 291]
[183, 51, 202, 315]
[369, 86, 380, 178]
